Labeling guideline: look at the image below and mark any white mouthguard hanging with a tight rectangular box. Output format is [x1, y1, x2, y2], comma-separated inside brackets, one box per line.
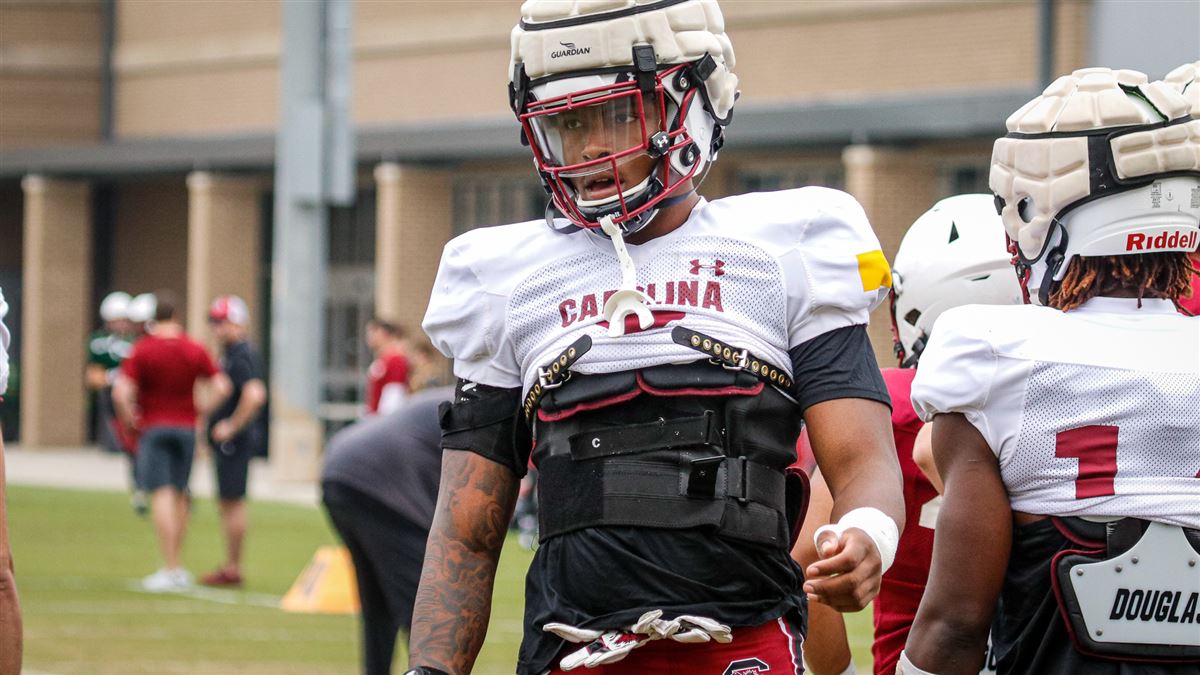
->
[598, 215, 654, 337]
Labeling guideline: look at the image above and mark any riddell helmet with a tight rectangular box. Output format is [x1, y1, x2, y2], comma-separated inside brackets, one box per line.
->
[890, 194, 1023, 367]
[99, 291, 132, 323]
[990, 67, 1200, 305]
[509, 0, 738, 234]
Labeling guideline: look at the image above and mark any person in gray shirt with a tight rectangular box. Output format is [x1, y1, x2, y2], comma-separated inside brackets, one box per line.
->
[321, 385, 452, 675]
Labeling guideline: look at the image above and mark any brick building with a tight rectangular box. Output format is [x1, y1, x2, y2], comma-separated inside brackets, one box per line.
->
[1, 1, 1195, 469]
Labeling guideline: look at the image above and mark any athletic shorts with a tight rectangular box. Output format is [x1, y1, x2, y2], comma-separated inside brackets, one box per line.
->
[210, 426, 262, 500]
[545, 611, 805, 675]
[137, 426, 195, 492]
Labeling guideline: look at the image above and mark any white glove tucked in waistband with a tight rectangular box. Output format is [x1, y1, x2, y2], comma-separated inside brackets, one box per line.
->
[544, 609, 733, 670]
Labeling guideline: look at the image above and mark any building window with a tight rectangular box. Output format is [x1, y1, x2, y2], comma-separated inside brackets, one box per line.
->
[321, 189, 378, 432]
[733, 163, 845, 193]
[939, 161, 992, 198]
[452, 175, 547, 235]
[328, 191, 376, 265]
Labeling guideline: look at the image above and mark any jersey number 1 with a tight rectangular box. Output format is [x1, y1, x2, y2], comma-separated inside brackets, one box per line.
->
[1054, 425, 1119, 499]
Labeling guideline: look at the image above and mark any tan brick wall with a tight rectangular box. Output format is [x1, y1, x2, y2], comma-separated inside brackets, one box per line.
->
[0, 0, 103, 148]
[20, 176, 92, 446]
[351, 0, 1063, 127]
[374, 163, 452, 337]
[728, 0, 1046, 104]
[354, 1, 515, 124]
[111, 179, 189, 313]
[1055, 0, 1090, 75]
[112, 0, 280, 137]
[0, 0, 1096, 143]
[185, 172, 264, 347]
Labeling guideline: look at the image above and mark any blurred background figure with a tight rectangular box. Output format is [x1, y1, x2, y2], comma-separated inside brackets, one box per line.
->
[0, 286, 23, 674]
[85, 291, 144, 512]
[201, 295, 267, 588]
[363, 318, 409, 416]
[113, 292, 230, 592]
[321, 385, 452, 675]
[127, 292, 158, 338]
[404, 338, 450, 394]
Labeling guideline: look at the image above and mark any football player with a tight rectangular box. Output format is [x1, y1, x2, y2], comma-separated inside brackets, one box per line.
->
[407, 2, 906, 674]
[901, 68, 1200, 674]
[1162, 61, 1200, 317]
[795, 195, 1020, 675]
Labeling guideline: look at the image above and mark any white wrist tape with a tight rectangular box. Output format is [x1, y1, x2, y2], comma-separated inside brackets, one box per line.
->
[837, 662, 857, 675]
[897, 650, 936, 675]
[813, 506, 900, 574]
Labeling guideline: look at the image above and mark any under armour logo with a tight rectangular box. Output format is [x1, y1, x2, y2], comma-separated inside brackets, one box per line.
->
[689, 258, 725, 276]
[724, 658, 770, 675]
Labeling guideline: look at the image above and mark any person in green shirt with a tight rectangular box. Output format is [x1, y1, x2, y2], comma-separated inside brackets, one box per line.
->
[86, 291, 141, 512]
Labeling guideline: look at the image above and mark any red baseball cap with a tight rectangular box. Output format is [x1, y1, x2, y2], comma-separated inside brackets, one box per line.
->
[208, 295, 249, 325]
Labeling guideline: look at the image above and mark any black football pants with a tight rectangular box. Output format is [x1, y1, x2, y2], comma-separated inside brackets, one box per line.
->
[322, 481, 429, 675]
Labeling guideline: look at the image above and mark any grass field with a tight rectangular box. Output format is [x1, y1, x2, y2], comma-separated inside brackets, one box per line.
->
[9, 485, 873, 674]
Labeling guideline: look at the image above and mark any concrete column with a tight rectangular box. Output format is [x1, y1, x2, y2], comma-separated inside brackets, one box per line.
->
[20, 175, 92, 447]
[374, 162, 453, 333]
[842, 145, 937, 365]
[186, 172, 263, 347]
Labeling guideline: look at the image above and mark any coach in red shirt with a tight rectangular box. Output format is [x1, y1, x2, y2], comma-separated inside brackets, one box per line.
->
[114, 292, 230, 593]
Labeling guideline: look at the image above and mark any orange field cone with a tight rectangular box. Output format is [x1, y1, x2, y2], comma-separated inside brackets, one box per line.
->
[280, 545, 361, 614]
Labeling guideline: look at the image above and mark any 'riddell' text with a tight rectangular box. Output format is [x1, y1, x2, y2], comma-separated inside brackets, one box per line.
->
[1125, 230, 1197, 251]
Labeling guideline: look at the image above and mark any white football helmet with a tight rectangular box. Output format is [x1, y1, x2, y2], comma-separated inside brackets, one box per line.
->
[509, 0, 737, 234]
[99, 291, 132, 323]
[890, 194, 1023, 366]
[127, 293, 157, 324]
[989, 67, 1200, 305]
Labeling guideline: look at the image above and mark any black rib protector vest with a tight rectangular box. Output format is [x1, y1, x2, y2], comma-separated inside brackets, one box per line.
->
[531, 362, 805, 549]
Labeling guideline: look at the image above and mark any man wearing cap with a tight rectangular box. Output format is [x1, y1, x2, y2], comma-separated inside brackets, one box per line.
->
[202, 295, 267, 588]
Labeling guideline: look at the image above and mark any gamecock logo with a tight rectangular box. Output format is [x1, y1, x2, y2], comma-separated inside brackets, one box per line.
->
[723, 657, 770, 675]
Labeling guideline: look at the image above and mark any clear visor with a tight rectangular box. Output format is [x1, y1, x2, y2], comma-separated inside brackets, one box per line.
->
[526, 90, 661, 178]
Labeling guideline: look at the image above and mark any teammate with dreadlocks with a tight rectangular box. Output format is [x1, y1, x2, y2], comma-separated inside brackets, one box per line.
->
[408, 2, 905, 674]
[901, 68, 1200, 675]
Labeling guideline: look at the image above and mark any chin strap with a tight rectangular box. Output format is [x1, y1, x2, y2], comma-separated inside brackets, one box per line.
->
[599, 215, 654, 337]
[655, 189, 695, 210]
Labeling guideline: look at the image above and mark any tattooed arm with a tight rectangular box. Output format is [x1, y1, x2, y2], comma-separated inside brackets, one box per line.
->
[409, 449, 520, 674]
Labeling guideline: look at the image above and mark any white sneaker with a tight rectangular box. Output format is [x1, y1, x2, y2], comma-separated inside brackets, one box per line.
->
[171, 568, 194, 589]
[142, 568, 181, 592]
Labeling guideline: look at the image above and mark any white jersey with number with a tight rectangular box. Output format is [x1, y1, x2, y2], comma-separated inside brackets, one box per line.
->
[911, 297, 1200, 529]
[423, 188, 890, 395]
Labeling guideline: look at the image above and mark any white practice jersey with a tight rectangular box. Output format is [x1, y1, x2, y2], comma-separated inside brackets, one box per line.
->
[424, 188, 891, 395]
[911, 297, 1200, 529]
